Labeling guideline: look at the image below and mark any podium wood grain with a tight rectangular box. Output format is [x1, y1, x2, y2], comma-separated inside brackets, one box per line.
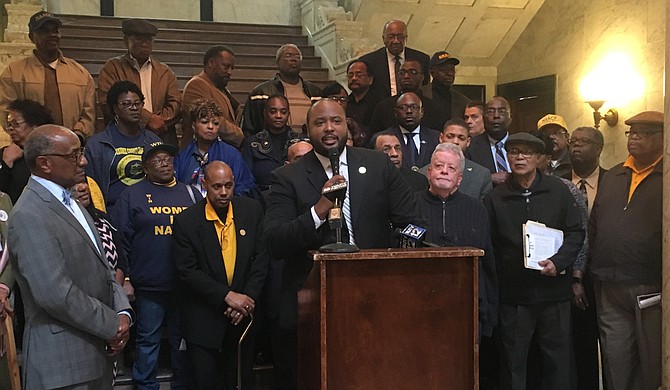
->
[299, 247, 483, 390]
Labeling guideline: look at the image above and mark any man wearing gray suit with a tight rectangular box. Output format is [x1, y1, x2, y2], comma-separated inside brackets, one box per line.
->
[8, 125, 132, 389]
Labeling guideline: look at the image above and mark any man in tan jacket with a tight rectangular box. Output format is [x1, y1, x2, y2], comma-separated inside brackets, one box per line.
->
[97, 19, 181, 144]
[181, 45, 244, 149]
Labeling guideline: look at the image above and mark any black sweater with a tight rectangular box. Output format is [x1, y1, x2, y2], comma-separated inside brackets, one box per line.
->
[417, 189, 498, 337]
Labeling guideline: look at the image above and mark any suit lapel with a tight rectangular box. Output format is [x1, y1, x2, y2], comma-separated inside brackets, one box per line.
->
[29, 179, 104, 263]
[229, 199, 250, 289]
[198, 217, 229, 284]
[304, 151, 328, 194]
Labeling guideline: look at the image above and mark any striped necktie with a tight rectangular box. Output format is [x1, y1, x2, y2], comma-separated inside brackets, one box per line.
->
[495, 141, 509, 172]
[578, 179, 588, 207]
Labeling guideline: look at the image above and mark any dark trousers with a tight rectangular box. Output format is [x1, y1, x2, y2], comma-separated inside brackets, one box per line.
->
[498, 301, 571, 390]
[186, 316, 256, 390]
[272, 326, 297, 390]
[571, 274, 603, 390]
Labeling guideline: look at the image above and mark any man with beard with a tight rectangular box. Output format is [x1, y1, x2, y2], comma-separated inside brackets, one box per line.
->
[98, 19, 181, 144]
[419, 51, 470, 122]
[345, 60, 382, 128]
[466, 96, 512, 186]
[379, 92, 440, 170]
[368, 59, 446, 133]
[359, 20, 429, 98]
[182, 45, 244, 148]
[264, 99, 421, 389]
[172, 161, 268, 389]
[0, 12, 95, 138]
[242, 44, 322, 135]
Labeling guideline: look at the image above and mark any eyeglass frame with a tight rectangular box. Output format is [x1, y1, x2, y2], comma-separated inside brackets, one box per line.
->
[117, 100, 145, 110]
[624, 129, 662, 138]
[42, 147, 86, 163]
[6, 119, 27, 129]
[506, 147, 537, 158]
[568, 137, 601, 146]
[147, 156, 175, 167]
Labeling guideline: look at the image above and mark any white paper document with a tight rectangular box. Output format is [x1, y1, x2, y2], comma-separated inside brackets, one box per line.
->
[523, 221, 564, 270]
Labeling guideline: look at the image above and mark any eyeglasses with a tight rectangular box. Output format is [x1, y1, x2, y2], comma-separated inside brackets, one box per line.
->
[395, 104, 421, 112]
[486, 107, 508, 115]
[624, 129, 662, 138]
[397, 69, 421, 77]
[118, 100, 144, 109]
[328, 96, 347, 103]
[384, 33, 406, 41]
[506, 148, 536, 158]
[148, 156, 174, 166]
[542, 128, 568, 137]
[43, 147, 86, 163]
[6, 119, 26, 129]
[282, 53, 302, 60]
[568, 137, 599, 146]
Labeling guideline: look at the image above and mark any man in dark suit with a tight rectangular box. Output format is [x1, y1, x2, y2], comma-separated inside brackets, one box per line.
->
[466, 96, 512, 186]
[378, 92, 439, 170]
[9, 125, 132, 389]
[265, 99, 422, 389]
[359, 20, 429, 98]
[371, 130, 428, 191]
[563, 126, 607, 390]
[172, 161, 268, 390]
[419, 51, 470, 123]
[368, 59, 446, 133]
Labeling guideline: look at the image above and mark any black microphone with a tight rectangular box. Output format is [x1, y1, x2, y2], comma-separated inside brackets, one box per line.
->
[396, 224, 440, 248]
[328, 148, 340, 176]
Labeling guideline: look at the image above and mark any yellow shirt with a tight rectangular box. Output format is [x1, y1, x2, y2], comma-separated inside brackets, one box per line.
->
[205, 198, 237, 286]
[623, 154, 663, 204]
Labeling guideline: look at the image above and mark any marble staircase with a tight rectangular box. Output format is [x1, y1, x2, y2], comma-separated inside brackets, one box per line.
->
[56, 14, 332, 131]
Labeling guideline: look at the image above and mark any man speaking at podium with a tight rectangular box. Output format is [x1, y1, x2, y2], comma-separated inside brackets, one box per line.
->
[265, 99, 421, 389]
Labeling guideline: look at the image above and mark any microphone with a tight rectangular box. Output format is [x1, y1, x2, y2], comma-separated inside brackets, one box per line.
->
[397, 224, 440, 248]
[328, 148, 340, 176]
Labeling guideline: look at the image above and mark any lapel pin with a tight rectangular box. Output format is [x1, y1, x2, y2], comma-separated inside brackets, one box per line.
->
[359, 166, 367, 174]
[0, 210, 7, 222]
[240, 229, 246, 236]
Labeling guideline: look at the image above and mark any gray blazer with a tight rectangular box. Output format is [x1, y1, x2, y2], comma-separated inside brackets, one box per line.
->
[8, 178, 131, 389]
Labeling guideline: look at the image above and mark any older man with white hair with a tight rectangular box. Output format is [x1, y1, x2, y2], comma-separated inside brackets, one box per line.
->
[241, 43, 322, 135]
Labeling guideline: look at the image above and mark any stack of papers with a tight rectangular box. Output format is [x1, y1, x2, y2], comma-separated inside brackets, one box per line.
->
[523, 221, 563, 270]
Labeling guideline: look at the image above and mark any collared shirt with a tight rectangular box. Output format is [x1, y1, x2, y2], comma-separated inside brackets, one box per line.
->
[310, 148, 355, 244]
[400, 125, 422, 155]
[487, 133, 509, 173]
[386, 49, 405, 96]
[31, 175, 100, 254]
[205, 197, 237, 286]
[129, 55, 153, 111]
[623, 154, 663, 204]
[572, 167, 599, 215]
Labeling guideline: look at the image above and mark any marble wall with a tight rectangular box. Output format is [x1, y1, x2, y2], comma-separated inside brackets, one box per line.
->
[497, 0, 665, 169]
[46, 0, 302, 24]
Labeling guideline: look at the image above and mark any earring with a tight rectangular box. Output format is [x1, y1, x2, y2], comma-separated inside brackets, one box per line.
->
[114, 114, 119, 123]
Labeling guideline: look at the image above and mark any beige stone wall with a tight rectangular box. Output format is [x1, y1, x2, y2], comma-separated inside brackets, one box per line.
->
[497, 0, 665, 169]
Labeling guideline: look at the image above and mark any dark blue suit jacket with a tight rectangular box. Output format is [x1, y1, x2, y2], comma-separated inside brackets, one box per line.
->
[359, 47, 430, 98]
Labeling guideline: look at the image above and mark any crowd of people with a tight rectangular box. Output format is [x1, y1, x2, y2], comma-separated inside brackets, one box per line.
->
[0, 10, 663, 390]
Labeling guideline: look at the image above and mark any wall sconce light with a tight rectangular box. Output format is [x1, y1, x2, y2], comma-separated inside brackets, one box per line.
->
[585, 100, 618, 129]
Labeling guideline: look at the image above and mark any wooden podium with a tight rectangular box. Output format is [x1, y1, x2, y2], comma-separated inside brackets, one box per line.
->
[298, 247, 483, 390]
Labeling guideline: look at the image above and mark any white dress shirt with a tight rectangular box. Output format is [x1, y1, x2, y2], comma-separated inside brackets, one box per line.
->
[487, 133, 510, 173]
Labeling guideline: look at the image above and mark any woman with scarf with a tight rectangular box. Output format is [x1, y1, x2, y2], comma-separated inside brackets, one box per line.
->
[174, 99, 255, 197]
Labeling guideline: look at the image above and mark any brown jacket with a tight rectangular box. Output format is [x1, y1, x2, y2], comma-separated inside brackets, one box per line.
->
[181, 71, 244, 148]
[97, 54, 181, 130]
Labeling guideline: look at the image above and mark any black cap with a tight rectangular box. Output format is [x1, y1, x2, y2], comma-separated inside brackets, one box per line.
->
[429, 51, 460, 68]
[121, 19, 158, 36]
[505, 132, 546, 152]
[142, 142, 177, 163]
[29, 11, 61, 33]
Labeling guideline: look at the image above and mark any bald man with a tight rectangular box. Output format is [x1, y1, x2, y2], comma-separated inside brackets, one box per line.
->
[173, 161, 268, 390]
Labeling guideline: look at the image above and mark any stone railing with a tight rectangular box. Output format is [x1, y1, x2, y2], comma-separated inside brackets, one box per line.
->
[299, 0, 375, 83]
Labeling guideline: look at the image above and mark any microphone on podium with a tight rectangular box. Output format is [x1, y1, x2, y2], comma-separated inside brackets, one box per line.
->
[397, 224, 440, 248]
[320, 148, 359, 253]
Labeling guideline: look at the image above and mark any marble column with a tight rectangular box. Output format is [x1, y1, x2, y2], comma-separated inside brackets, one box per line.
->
[664, 0, 670, 387]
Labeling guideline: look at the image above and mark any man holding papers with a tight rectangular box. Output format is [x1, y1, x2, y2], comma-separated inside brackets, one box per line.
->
[589, 111, 664, 390]
[484, 132, 584, 390]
